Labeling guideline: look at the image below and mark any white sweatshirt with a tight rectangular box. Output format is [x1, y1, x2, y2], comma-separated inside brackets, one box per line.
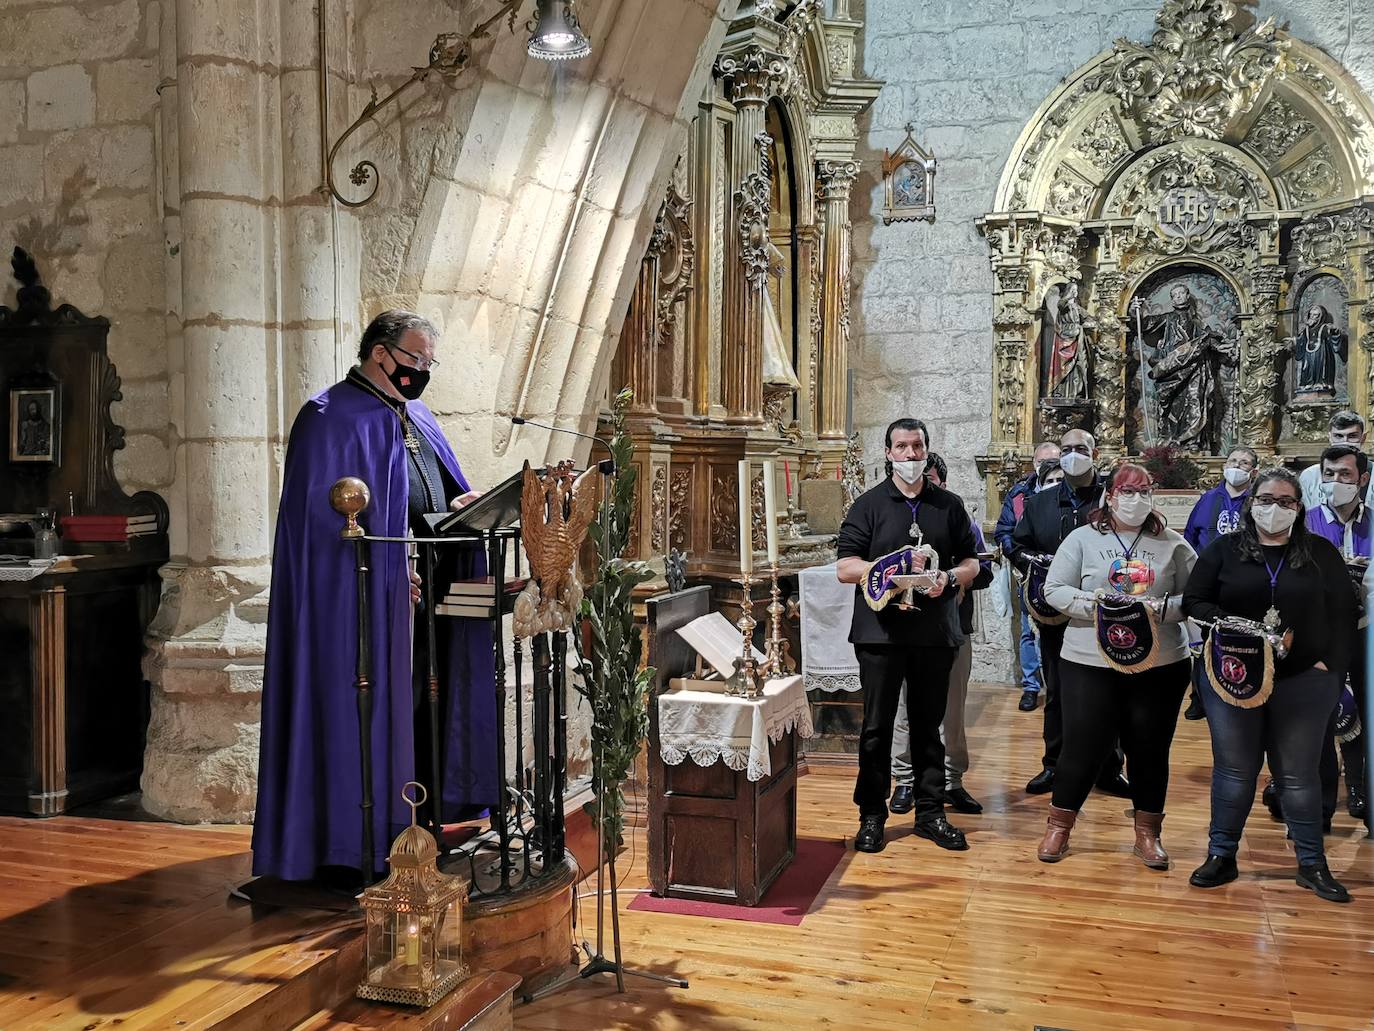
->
[1044, 522, 1197, 669]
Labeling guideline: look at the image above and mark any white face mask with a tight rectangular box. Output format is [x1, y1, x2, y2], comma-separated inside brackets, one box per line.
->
[1222, 467, 1251, 488]
[891, 459, 923, 484]
[1059, 451, 1094, 478]
[1252, 503, 1298, 535]
[1111, 494, 1154, 527]
[1321, 481, 1360, 507]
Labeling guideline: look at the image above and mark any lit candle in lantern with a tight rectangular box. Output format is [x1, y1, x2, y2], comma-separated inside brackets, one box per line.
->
[762, 460, 779, 567]
[738, 459, 752, 575]
[404, 922, 419, 967]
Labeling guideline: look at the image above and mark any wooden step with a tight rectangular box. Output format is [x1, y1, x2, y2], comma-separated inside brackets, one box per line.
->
[291, 970, 521, 1031]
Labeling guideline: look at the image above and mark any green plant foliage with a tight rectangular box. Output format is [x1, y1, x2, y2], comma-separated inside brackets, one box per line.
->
[576, 388, 655, 842]
[1139, 445, 1205, 489]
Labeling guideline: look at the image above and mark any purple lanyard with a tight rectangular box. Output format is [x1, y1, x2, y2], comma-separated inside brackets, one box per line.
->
[1263, 548, 1288, 608]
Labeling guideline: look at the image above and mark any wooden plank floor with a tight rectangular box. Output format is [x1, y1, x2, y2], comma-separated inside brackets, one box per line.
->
[0, 814, 358, 1031]
[0, 682, 1370, 1030]
[518, 682, 1374, 1031]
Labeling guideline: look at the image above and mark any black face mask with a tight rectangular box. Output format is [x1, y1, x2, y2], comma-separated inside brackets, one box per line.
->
[384, 349, 430, 400]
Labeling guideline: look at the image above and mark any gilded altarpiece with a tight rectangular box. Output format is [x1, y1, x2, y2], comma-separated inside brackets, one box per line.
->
[976, 0, 1374, 507]
[606, 0, 880, 600]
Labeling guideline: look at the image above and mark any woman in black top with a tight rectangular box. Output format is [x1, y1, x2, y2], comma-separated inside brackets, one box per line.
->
[1182, 467, 1354, 903]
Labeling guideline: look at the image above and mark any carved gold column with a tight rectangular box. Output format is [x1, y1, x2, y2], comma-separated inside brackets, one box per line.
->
[1091, 270, 1128, 454]
[794, 222, 821, 442]
[622, 237, 663, 416]
[30, 585, 67, 817]
[720, 50, 784, 425]
[817, 160, 858, 441]
[1238, 264, 1287, 453]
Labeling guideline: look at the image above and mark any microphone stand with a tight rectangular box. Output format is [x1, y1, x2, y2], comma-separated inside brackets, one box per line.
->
[514, 415, 688, 1003]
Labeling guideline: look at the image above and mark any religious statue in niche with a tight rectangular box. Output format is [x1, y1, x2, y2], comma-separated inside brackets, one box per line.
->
[761, 239, 801, 435]
[1286, 276, 1349, 402]
[1128, 270, 1239, 453]
[1040, 279, 1090, 400]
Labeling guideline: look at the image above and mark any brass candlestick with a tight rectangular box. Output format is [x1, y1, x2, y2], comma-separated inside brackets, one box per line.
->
[731, 573, 761, 699]
[762, 563, 785, 680]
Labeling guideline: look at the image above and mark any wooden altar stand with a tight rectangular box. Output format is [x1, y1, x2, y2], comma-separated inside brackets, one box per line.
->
[644, 587, 807, 907]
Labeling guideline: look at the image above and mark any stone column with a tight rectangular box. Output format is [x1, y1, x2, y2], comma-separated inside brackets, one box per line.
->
[816, 159, 857, 441]
[142, 0, 347, 823]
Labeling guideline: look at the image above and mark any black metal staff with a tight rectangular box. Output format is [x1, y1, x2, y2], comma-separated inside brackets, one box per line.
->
[422, 540, 444, 842]
[552, 628, 568, 856]
[330, 477, 376, 886]
[489, 529, 513, 890]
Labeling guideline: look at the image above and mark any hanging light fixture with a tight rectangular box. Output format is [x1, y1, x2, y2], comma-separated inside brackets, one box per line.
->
[527, 0, 591, 61]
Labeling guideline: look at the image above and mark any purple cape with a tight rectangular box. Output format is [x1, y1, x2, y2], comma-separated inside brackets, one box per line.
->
[251, 379, 498, 880]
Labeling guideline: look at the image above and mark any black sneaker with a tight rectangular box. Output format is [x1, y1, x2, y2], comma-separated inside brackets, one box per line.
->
[1189, 854, 1238, 888]
[854, 815, 886, 853]
[1183, 693, 1206, 721]
[1262, 780, 1282, 822]
[913, 816, 969, 851]
[1018, 690, 1038, 712]
[944, 787, 983, 815]
[1296, 862, 1352, 903]
[1095, 772, 1132, 798]
[1025, 768, 1054, 794]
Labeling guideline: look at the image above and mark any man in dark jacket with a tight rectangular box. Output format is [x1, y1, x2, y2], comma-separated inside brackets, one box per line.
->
[1009, 428, 1127, 796]
[891, 453, 995, 815]
[994, 441, 1061, 712]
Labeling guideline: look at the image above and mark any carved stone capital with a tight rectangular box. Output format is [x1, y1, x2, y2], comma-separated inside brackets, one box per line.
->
[816, 160, 860, 202]
[717, 47, 793, 107]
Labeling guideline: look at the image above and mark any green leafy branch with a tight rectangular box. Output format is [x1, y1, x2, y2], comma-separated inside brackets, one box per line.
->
[574, 388, 654, 842]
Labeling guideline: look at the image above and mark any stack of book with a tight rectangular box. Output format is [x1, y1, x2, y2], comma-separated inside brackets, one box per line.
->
[59, 514, 159, 542]
[434, 576, 526, 619]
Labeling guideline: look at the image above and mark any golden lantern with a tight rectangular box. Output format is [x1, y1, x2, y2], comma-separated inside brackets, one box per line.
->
[357, 782, 469, 1007]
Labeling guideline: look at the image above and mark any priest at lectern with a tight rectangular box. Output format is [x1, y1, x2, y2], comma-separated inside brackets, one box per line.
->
[251, 310, 497, 883]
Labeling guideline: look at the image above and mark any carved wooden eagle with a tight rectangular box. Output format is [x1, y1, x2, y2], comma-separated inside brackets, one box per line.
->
[515, 459, 596, 636]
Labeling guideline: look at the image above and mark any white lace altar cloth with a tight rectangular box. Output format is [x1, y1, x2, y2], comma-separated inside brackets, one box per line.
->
[799, 562, 860, 692]
[658, 674, 814, 782]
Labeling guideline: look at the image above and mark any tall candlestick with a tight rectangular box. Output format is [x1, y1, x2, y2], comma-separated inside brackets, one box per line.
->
[784, 460, 792, 496]
[762, 460, 779, 567]
[738, 459, 752, 575]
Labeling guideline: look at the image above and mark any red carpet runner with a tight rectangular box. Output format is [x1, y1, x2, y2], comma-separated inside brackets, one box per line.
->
[627, 837, 847, 926]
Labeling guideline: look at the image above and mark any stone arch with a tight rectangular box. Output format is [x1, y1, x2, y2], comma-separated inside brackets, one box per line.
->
[345, 0, 737, 488]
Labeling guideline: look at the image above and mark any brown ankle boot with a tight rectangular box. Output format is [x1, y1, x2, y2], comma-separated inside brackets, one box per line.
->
[1133, 810, 1169, 869]
[1037, 805, 1076, 863]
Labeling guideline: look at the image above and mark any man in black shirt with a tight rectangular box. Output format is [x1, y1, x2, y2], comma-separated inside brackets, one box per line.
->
[837, 418, 981, 853]
[1010, 428, 1127, 795]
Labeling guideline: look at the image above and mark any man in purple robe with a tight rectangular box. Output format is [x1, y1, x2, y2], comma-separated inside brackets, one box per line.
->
[251, 310, 498, 883]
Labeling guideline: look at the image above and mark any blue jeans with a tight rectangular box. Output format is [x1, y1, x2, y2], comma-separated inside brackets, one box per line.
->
[1018, 609, 1041, 693]
[1201, 666, 1341, 866]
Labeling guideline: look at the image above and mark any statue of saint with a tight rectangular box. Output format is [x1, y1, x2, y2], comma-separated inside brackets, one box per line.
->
[1290, 303, 1347, 401]
[1041, 281, 1090, 400]
[1133, 284, 1237, 451]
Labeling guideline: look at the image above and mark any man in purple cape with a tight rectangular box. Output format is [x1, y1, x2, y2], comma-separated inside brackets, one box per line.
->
[251, 310, 498, 882]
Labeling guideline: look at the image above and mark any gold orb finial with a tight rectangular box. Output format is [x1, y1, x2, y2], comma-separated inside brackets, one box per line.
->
[330, 476, 371, 539]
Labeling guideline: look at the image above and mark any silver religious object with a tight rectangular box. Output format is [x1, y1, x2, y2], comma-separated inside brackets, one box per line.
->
[761, 564, 786, 679]
[728, 573, 762, 699]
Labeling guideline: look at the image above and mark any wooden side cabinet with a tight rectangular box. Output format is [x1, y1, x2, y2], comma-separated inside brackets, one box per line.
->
[644, 586, 799, 907]
[0, 552, 165, 816]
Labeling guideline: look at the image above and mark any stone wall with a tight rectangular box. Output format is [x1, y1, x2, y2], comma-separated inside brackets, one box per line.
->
[851, 0, 1374, 682]
[2, 0, 736, 822]
[2, 0, 175, 540]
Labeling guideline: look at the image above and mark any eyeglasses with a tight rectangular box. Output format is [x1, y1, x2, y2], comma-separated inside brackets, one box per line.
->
[388, 343, 440, 372]
[1254, 495, 1301, 510]
[1115, 487, 1153, 499]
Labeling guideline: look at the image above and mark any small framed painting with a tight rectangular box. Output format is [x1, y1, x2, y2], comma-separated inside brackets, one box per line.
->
[9, 385, 60, 464]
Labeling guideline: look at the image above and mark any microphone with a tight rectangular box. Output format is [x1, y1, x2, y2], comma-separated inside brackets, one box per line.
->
[510, 416, 616, 475]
